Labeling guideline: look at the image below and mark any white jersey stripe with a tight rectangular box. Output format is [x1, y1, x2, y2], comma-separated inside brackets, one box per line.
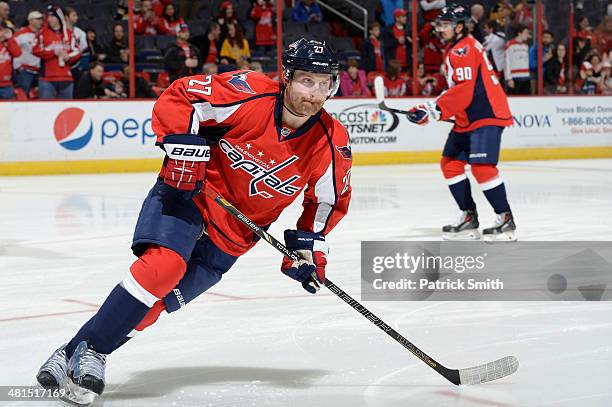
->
[121, 272, 159, 308]
[446, 173, 468, 185]
[191, 103, 241, 133]
[313, 162, 336, 233]
[479, 176, 503, 191]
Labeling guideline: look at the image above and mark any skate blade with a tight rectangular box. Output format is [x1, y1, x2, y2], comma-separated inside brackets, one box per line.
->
[442, 229, 481, 241]
[31, 379, 77, 407]
[483, 230, 517, 243]
[60, 382, 97, 407]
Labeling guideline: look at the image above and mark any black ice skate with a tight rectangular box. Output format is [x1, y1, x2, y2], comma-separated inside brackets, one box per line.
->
[36, 344, 68, 388]
[65, 341, 107, 406]
[483, 211, 517, 242]
[442, 209, 480, 240]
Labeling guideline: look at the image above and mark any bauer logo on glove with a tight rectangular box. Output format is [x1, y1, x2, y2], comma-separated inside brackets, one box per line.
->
[281, 230, 328, 294]
[166, 145, 211, 161]
[161, 134, 210, 199]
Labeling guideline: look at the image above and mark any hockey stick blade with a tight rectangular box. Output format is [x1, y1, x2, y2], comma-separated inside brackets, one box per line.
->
[458, 355, 519, 385]
[374, 75, 385, 104]
[204, 187, 518, 385]
[374, 76, 408, 117]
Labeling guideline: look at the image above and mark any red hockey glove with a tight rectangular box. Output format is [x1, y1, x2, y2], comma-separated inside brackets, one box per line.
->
[281, 230, 328, 294]
[162, 134, 210, 199]
[407, 101, 441, 125]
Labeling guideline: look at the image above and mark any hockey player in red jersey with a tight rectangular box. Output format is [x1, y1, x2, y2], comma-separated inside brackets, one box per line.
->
[36, 38, 352, 405]
[407, 3, 517, 242]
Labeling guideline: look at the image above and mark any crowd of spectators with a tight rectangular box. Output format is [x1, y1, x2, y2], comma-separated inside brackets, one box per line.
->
[0, 0, 610, 100]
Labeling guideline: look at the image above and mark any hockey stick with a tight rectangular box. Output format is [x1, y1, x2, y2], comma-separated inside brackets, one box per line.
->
[373, 76, 455, 124]
[204, 187, 519, 385]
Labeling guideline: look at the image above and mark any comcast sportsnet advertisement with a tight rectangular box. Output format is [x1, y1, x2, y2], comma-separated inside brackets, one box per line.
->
[0, 101, 161, 162]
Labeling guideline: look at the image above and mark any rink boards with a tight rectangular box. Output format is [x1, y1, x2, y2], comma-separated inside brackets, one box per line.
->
[1, 96, 611, 175]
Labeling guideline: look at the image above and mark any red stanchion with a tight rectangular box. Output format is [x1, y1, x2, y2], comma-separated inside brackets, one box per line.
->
[127, 0, 135, 98]
[411, 0, 418, 96]
[537, 0, 543, 95]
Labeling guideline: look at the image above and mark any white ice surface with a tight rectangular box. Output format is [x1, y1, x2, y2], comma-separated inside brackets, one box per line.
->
[1, 159, 611, 406]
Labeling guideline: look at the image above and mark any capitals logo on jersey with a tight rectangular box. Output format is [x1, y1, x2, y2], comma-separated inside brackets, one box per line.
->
[228, 72, 256, 94]
[219, 139, 301, 199]
[336, 145, 352, 159]
[452, 45, 470, 57]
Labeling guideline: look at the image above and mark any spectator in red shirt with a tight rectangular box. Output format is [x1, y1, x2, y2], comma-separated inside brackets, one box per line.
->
[360, 22, 385, 73]
[416, 62, 443, 96]
[159, 3, 185, 36]
[383, 9, 411, 71]
[134, 0, 164, 36]
[251, 0, 276, 53]
[382, 59, 407, 96]
[418, 21, 444, 74]
[339, 59, 370, 97]
[152, 0, 172, 17]
[33, 5, 81, 99]
[0, 21, 21, 99]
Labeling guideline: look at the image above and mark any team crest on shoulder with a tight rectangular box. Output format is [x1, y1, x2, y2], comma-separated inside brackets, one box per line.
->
[336, 145, 352, 159]
[452, 45, 470, 57]
[229, 71, 256, 94]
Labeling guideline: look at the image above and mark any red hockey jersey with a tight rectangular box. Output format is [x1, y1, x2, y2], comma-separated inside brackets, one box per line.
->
[152, 71, 353, 256]
[32, 27, 80, 82]
[436, 35, 513, 133]
[0, 37, 21, 86]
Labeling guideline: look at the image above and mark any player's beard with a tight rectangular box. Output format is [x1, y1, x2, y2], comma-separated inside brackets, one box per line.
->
[285, 88, 326, 117]
[296, 97, 325, 116]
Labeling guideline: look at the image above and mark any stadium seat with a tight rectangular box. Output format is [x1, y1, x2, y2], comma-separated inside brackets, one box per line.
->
[197, 7, 212, 21]
[188, 19, 209, 37]
[136, 62, 163, 72]
[242, 20, 255, 43]
[85, 4, 112, 20]
[284, 23, 308, 38]
[282, 8, 292, 22]
[339, 50, 361, 63]
[135, 36, 156, 50]
[307, 22, 331, 40]
[104, 63, 124, 72]
[218, 64, 237, 74]
[139, 48, 163, 63]
[9, 2, 27, 20]
[328, 37, 355, 53]
[155, 35, 177, 52]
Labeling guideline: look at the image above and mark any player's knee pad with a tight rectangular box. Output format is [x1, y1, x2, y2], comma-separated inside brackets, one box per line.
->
[471, 163, 499, 184]
[135, 299, 166, 332]
[440, 156, 467, 182]
[127, 245, 187, 304]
